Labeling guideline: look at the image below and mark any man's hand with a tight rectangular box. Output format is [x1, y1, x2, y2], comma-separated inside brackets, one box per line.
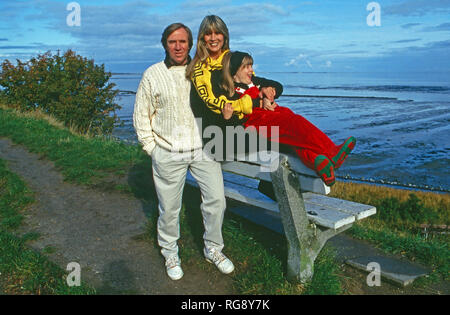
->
[222, 103, 233, 120]
[262, 98, 277, 111]
[259, 87, 276, 103]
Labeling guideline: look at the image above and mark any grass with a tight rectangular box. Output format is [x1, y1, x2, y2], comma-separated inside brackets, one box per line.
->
[0, 104, 144, 187]
[331, 181, 449, 225]
[0, 104, 448, 294]
[0, 158, 95, 294]
[0, 158, 33, 231]
[0, 105, 343, 294]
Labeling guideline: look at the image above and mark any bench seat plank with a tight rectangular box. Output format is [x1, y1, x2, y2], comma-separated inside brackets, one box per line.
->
[233, 151, 317, 177]
[221, 161, 330, 195]
[223, 172, 259, 189]
[303, 193, 377, 220]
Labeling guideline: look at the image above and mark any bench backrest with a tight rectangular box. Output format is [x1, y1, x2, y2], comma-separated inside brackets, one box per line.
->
[221, 151, 330, 195]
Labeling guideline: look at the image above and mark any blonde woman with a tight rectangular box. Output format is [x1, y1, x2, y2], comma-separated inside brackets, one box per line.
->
[187, 16, 278, 158]
[187, 15, 254, 120]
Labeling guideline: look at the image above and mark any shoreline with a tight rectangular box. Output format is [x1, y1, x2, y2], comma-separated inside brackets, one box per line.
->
[338, 176, 450, 195]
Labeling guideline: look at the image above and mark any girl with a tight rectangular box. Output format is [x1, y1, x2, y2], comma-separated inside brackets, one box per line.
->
[216, 51, 356, 186]
[187, 16, 355, 186]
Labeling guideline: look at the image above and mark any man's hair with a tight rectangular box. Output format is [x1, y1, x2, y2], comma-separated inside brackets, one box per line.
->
[161, 23, 193, 51]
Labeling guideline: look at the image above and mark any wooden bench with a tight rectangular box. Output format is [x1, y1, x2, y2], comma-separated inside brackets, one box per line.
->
[186, 151, 376, 284]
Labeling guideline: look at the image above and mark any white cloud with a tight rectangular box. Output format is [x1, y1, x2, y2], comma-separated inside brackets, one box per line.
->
[285, 53, 313, 69]
[285, 53, 307, 66]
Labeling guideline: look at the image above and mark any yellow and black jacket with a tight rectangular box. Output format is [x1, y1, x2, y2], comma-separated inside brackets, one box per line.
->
[189, 50, 283, 160]
[190, 50, 253, 120]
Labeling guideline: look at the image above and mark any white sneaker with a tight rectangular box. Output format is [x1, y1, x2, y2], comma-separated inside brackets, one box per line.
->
[165, 255, 183, 280]
[204, 247, 235, 274]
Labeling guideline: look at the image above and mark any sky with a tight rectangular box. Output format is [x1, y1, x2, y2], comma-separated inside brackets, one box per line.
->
[0, 0, 449, 73]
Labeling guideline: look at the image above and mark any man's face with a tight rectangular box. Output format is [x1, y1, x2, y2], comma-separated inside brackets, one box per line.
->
[166, 28, 190, 66]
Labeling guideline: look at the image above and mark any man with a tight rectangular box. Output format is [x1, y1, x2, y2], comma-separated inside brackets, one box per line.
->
[133, 23, 234, 281]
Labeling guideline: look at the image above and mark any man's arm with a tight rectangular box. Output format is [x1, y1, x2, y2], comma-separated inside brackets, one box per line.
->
[133, 73, 156, 156]
[253, 76, 284, 99]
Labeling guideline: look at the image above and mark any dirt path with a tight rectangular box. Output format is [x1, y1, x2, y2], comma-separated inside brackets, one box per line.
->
[0, 137, 235, 294]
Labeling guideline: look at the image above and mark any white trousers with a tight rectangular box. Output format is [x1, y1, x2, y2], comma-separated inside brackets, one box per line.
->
[151, 145, 226, 259]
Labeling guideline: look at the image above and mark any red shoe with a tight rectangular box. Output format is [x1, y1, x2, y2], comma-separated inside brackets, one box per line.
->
[314, 155, 335, 186]
[332, 136, 356, 169]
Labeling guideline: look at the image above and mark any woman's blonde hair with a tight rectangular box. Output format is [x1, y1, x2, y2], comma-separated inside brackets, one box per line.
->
[186, 15, 230, 79]
[221, 53, 254, 97]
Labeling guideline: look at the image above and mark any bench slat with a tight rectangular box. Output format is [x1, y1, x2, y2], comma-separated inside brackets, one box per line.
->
[281, 153, 319, 177]
[233, 151, 318, 177]
[221, 160, 271, 181]
[223, 172, 259, 189]
[221, 161, 330, 195]
[303, 193, 377, 220]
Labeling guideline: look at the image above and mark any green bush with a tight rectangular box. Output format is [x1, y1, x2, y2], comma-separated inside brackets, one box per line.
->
[0, 50, 120, 135]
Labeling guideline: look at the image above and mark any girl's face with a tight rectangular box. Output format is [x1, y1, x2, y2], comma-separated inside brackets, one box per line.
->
[203, 31, 224, 59]
[234, 64, 253, 85]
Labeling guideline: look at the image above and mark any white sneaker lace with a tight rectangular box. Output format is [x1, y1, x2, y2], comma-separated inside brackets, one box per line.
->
[209, 249, 226, 264]
[166, 255, 180, 269]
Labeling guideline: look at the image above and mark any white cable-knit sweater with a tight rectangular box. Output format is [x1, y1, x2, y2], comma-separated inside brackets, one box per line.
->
[133, 61, 203, 155]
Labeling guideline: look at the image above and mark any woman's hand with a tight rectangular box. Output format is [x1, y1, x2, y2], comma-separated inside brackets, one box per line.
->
[222, 103, 233, 120]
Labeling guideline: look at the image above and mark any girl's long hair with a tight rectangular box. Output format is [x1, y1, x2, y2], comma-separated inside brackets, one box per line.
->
[186, 15, 230, 79]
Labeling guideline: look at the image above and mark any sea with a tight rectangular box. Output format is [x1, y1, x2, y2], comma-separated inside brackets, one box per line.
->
[110, 71, 450, 193]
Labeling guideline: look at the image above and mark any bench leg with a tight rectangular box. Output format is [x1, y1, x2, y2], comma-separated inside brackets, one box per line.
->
[270, 156, 352, 284]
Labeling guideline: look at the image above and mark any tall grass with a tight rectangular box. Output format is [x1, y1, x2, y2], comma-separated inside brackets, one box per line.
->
[331, 181, 449, 225]
[0, 104, 144, 186]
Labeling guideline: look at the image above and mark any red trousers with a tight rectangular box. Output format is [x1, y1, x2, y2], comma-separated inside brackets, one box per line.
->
[242, 106, 340, 170]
